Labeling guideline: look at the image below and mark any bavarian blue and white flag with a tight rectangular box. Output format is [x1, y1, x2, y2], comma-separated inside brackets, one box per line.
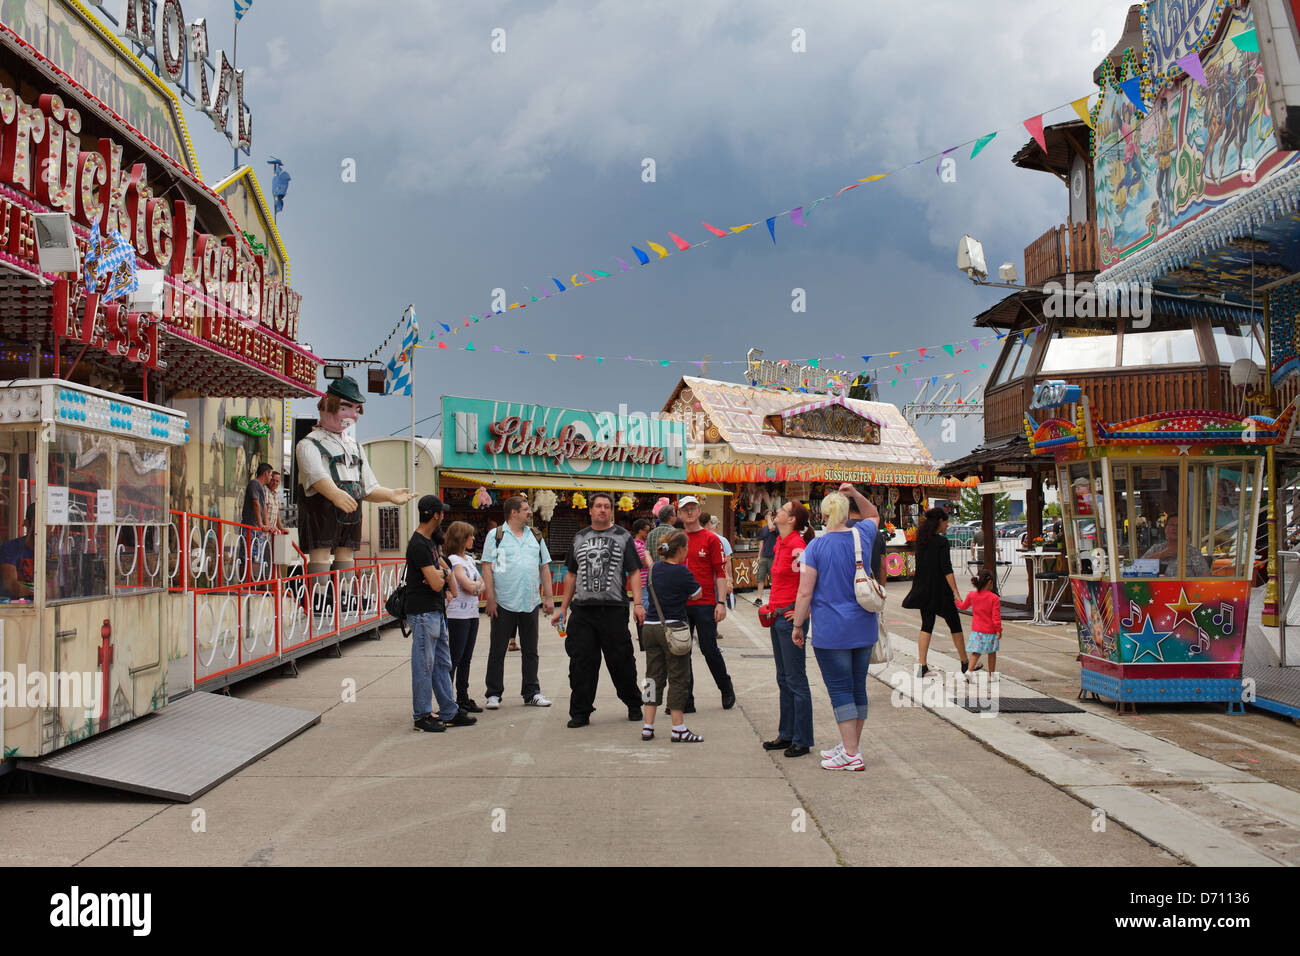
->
[384, 312, 419, 396]
[235, 0, 254, 21]
[98, 229, 138, 302]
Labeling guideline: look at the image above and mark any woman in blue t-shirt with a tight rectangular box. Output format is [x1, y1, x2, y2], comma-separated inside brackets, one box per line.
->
[640, 530, 704, 743]
[792, 490, 880, 772]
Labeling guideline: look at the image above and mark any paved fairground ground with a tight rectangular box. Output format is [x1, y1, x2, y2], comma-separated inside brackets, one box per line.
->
[2, 578, 1298, 868]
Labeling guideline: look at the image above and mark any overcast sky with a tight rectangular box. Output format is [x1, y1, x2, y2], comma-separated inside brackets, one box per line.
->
[138, 0, 1138, 461]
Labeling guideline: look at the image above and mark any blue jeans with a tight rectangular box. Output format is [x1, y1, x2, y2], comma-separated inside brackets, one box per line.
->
[770, 616, 813, 747]
[411, 611, 457, 721]
[812, 645, 871, 722]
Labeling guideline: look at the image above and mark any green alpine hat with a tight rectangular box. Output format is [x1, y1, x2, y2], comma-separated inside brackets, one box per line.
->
[326, 376, 366, 404]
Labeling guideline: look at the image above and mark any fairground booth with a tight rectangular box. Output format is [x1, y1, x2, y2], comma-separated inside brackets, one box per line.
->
[435, 396, 701, 596]
[942, 1, 1300, 712]
[1026, 382, 1296, 712]
[0, 5, 393, 794]
[662, 367, 976, 589]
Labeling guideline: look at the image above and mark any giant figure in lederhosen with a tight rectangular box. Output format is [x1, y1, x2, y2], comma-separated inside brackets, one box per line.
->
[296, 377, 415, 592]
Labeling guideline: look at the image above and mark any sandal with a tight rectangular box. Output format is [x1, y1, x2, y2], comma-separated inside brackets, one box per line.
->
[508, 639, 520, 652]
[671, 728, 703, 743]
[641, 726, 655, 741]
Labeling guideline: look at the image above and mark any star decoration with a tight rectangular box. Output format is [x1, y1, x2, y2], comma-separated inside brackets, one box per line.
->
[1124, 616, 1170, 663]
[1175, 445, 1191, 455]
[1165, 588, 1201, 630]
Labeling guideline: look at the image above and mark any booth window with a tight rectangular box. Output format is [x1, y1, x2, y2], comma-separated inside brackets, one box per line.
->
[46, 431, 110, 602]
[1210, 318, 1264, 365]
[1185, 460, 1254, 579]
[115, 441, 169, 593]
[1039, 320, 1119, 372]
[1128, 464, 1181, 577]
[1110, 464, 1133, 568]
[992, 334, 1031, 386]
[1062, 462, 1107, 574]
[0, 431, 37, 604]
[378, 507, 400, 551]
[1121, 314, 1201, 366]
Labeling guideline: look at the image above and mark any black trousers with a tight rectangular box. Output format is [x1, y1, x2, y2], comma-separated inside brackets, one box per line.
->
[686, 603, 732, 707]
[485, 608, 541, 701]
[565, 604, 642, 719]
[447, 616, 479, 702]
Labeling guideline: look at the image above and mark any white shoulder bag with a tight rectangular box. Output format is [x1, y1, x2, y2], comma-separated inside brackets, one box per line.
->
[851, 525, 892, 665]
[851, 523, 887, 613]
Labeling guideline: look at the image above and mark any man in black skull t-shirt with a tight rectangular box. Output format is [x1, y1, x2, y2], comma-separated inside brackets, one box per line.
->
[551, 492, 646, 727]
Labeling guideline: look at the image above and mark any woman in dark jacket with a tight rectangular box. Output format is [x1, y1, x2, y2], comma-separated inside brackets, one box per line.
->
[902, 508, 968, 678]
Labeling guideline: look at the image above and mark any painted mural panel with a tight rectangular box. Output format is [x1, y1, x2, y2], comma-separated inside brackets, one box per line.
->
[1143, 0, 1226, 83]
[1095, 4, 1299, 267]
[1072, 577, 1247, 666]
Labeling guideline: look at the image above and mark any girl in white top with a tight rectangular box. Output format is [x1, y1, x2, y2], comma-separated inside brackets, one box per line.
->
[445, 522, 486, 711]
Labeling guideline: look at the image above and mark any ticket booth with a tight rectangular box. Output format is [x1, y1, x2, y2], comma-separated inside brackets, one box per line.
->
[1026, 386, 1293, 712]
[0, 380, 188, 761]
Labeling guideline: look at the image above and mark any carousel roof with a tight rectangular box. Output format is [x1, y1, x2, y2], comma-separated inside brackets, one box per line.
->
[667, 377, 938, 470]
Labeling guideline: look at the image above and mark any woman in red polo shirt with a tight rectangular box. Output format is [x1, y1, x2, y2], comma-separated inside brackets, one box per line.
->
[762, 501, 816, 757]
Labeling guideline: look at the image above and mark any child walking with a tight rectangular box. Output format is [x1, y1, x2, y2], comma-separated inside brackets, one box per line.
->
[956, 570, 1002, 674]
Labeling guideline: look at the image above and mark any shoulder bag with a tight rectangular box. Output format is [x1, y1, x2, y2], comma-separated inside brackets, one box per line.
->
[648, 565, 693, 656]
[851, 523, 887, 614]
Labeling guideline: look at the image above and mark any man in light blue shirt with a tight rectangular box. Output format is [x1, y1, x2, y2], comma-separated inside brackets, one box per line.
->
[481, 495, 555, 709]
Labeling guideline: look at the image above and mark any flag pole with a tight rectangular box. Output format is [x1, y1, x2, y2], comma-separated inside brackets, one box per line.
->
[231, 13, 240, 172]
[407, 305, 416, 509]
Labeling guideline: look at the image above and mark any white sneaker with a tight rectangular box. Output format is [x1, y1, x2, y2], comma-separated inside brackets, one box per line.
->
[819, 742, 845, 760]
[525, 694, 551, 707]
[485, 696, 501, 709]
[821, 748, 865, 771]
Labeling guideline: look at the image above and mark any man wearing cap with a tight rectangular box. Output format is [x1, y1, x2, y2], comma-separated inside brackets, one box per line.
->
[409, 494, 476, 732]
[678, 496, 736, 710]
[295, 376, 415, 592]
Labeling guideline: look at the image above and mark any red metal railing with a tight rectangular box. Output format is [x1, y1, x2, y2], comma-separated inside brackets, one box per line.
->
[159, 509, 405, 688]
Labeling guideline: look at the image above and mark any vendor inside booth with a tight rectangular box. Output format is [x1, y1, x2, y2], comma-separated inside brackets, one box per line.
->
[1026, 383, 1291, 712]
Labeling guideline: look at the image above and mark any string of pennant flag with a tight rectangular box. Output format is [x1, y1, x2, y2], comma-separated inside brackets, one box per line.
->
[410, 325, 1043, 392]
[408, 90, 1099, 351]
[358, 26, 1260, 372]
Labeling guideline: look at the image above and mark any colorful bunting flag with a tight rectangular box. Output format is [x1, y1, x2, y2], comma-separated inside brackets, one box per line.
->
[668, 233, 691, 251]
[1232, 29, 1258, 52]
[632, 246, 650, 265]
[1024, 114, 1048, 153]
[766, 217, 776, 243]
[1070, 95, 1094, 128]
[791, 206, 806, 226]
[1176, 52, 1206, 87]
[646, 241, 669, 258]
[1119, 77, 1147, 114]
[701, 222, 728, 237]
[970, 132, 997, 159]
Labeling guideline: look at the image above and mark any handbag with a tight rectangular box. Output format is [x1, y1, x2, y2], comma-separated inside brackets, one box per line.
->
[758, 602, 794, 628]
[851, 523, 887, 614]
[648, 565, 693, 656]
[870, 630, 893, 665]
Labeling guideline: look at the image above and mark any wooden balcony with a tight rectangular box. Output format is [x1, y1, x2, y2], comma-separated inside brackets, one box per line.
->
[1023, 221, 1099, 287]
[985, 367, 1300, 443]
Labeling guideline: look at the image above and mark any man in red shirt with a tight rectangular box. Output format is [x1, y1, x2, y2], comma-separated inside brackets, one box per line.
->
[677, 496, 735, 710]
